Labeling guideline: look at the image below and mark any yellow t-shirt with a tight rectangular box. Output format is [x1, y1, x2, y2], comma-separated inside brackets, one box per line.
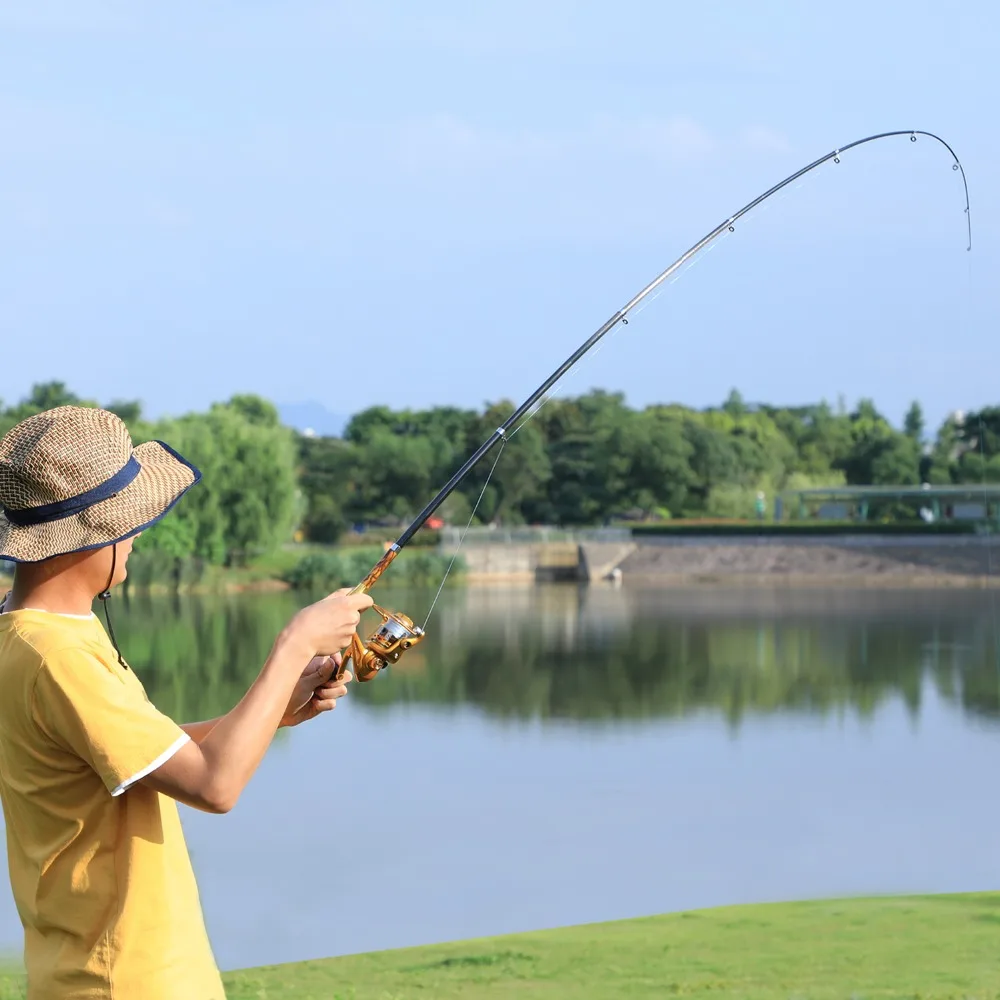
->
[0, 608, 226, 999]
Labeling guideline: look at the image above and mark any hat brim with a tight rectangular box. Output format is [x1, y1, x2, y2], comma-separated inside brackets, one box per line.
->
[0, 440, 201, 564]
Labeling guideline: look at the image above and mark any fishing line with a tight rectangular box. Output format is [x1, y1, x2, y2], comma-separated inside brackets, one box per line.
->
[978, 414, 1000, 676]
[958, 220, 998, 678]
[422, 433, 508, 629]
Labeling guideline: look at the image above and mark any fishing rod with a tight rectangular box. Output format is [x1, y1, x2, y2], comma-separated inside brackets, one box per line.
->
[336, 128, 972, 683]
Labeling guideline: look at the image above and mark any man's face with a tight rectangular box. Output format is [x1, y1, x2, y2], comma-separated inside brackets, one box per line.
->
[85, 533, 142, 591]
[112, 534, 141, 584]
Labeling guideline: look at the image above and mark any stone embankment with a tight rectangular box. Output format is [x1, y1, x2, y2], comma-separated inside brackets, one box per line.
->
[614, 535, 1000, 587]
[448, 535, 1000, 587]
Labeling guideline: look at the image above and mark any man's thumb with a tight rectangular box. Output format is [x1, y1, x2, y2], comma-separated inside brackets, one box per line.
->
[314, 654, 338, 681]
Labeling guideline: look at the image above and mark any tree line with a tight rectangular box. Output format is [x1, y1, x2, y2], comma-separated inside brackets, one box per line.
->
[297, 387, 1000, 539]
[2, 382, 998, 572]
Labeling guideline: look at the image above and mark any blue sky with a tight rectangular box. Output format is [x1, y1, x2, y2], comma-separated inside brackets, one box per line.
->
[1, 1, 996, 437]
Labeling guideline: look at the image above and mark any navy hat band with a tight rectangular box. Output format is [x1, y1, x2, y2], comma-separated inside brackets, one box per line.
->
[2, 455, 142, 528]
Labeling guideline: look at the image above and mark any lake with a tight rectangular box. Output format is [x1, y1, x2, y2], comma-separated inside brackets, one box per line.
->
[1, 582, 999, 972]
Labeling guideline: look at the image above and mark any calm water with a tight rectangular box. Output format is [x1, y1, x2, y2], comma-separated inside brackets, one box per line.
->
[2, 583, 999, 971]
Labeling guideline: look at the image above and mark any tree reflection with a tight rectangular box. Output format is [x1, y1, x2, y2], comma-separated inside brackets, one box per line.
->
[108, 586, 1000, 729]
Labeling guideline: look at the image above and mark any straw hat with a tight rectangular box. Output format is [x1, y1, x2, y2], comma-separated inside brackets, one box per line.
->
[0, 406, 201, 564]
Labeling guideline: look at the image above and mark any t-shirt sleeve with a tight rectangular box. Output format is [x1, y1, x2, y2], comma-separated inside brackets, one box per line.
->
[32, 646, 190, 797]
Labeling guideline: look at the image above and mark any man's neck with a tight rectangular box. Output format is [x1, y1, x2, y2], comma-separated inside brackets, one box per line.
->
[7, 575, 96, 618]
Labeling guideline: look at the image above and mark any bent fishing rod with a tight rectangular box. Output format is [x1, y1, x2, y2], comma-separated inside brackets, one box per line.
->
[335, 128, 972, 683]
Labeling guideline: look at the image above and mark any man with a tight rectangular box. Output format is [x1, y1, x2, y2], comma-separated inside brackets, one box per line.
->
[0, 405, 373, 999]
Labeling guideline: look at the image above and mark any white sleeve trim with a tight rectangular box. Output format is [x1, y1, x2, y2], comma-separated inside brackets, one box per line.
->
[110, 732, 191, 797]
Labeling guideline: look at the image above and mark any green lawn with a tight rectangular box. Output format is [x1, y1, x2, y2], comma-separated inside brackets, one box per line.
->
[3, 893, 999, 998]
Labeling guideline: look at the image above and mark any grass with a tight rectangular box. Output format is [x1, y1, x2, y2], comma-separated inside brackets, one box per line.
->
[6, 893, 991, 999]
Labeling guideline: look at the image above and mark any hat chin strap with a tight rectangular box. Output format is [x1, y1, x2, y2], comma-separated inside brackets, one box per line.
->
[98, 544, 127, 669]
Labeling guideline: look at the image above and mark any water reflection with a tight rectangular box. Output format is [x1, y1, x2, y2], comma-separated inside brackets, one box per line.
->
[110, 584, 1000, 728]
[2, 584, 998, 970]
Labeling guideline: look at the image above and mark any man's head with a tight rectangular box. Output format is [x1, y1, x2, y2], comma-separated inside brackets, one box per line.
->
[11, 533, 142, 599]
[0, 406, 200, 598]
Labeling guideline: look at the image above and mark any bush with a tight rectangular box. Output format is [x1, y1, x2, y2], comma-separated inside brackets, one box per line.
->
[282, 547, 465, 591]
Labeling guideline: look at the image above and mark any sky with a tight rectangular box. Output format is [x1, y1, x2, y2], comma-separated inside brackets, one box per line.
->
[1, 0, 997, 437]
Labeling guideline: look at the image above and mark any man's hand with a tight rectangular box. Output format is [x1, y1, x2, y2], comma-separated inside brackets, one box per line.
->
[286, 587, 374, 659]
[280, 652, 353, 728]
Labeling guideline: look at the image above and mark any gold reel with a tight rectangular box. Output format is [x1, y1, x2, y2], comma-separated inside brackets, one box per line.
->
[343, 604, 426, 682]
[332, 546, 426, 682]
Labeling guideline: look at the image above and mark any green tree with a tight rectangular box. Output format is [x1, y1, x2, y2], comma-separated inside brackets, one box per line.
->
[956, 408, 1000, 461]
[301, 494, 348, 543]
[21, 381, 82, 413]
[467, 400, 550, 525]
[227, 393, 281, 428]
[134, 398, 299, 567]
[904, 401, 925, 441]
[837, 398, 920, 486]
[680, 419, 742, 512]
[297, 435, 358, 542]
[623, 410, 694, 517]
[533, 391, 634, 524]
[1, 382, 98, 439]
[355, 429, 436, 522]
[721, 387, 747, 416]
[105, 400, 143, 426]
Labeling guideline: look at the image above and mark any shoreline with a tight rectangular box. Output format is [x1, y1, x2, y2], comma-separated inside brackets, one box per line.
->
[4, 533, 999, 595]
[6, 575, 995, 595]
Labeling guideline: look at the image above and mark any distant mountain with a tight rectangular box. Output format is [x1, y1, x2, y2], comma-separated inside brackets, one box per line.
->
[278, 401, 350, 437]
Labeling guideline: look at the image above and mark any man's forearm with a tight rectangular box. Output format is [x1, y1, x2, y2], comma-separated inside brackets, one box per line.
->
[140, 627, 310, 812]
[186, 628, 309, 809]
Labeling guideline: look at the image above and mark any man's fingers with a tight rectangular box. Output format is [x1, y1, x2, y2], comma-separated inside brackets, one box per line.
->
[314, 671, 351, 697]
[317, 682, 350, 699]
[317, 684, 346, 698]
[313, 689, 345, 710]
[325, 589, 374, 611]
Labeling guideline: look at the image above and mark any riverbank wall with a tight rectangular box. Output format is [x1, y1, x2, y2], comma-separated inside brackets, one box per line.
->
[441, 532, 1000, 588]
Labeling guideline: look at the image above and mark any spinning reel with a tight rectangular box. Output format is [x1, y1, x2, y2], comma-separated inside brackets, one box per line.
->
[342, 603, 426, 682]
[330, 547, 426, 683]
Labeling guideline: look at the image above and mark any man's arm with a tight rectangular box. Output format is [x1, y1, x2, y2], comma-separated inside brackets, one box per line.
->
[137, 590, 370, 813]
[180, 720, 221, 743]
